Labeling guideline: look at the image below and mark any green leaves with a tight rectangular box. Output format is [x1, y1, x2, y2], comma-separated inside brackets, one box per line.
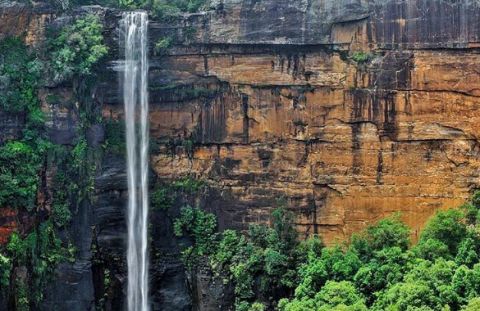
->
[0, 253, 11, 287]
[174, 193, 480, 310]
[350, 214, 410, 261]
[0, 141, 42, 210]
[3, 221, 73, 305]
[0, 37, 41, 114]
[281, 281, 368, 311]
[174, 207, 302, 309]
[174, 206, 218, 266]
[49, 14, 108, 83]
[151, 0, 207, 19]
[419, 209, 467, 256]
[154, 36, 173, 55]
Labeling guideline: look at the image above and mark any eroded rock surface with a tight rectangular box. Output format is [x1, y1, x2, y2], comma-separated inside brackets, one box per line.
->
[2, 0, 480, 310]
[146, 0, 480, 244]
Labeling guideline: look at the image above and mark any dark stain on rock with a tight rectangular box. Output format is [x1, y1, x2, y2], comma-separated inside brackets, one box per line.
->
[257, 147, 273, 168]
[376, 148, 384, 185]
[242, 94, 249, 143]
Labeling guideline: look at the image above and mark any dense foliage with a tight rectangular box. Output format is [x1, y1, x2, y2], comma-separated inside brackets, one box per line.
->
[0, 12, 106, 308]
[51, 0, 209, 17]
[0, 141, 44, 210]
[6, 221, 74, 308]
[49, 14, 108, 83]
[151, 0, 208, 18]
[175, 204, 308, 310]
[0, 38, 42, 114]
[175, 193, 480, 311]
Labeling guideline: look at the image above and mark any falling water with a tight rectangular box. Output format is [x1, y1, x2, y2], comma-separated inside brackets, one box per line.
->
[121, 11, 149, 311]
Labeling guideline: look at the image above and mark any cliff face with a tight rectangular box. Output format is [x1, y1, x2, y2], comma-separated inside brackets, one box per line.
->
[145, 0, 480, 243]
[1, 0, 480, 310]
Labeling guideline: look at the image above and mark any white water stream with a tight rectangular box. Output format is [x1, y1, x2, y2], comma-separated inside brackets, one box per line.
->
[121, 11, 149, 311]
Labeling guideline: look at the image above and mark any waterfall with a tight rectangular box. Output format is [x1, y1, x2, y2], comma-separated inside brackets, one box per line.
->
[121, 11, 149, 311]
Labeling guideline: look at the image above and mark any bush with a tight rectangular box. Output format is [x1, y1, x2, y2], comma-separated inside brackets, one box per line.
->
[154, 36, 173, 55]
[419, 209, 467, 256]
[49, 14, 108, 83]
[103, 119, 126, 155]
[350, 52, 371, 64]
[0, 141, 43, 210]
[175, 194, 480, 310]
[0, 254, 11, 288]
[5, 221, 74, 305]
[0, 37, 42, 114]
[151, 187, 174, 210]
[174, 206, 218, 266]
[172, 176, 205, 194]
[151, 0, 207, 19]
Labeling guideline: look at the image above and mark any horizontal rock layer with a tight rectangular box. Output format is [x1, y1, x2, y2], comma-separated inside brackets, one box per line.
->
[141, 0, 480, 243]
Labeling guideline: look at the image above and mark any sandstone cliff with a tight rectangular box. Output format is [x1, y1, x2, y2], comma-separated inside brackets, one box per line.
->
[1, 0, 480, 310]
[145, 0, 480, 243]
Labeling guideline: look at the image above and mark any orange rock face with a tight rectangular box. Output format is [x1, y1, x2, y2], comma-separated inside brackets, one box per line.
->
[148, 44, 480, 245]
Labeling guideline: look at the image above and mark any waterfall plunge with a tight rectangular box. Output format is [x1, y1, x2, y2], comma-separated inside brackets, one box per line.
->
[121, 11, 149, 311]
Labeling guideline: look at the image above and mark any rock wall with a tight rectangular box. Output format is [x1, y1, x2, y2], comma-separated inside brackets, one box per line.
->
[2, 0, 480, 310]
[145, 0, 480, 243]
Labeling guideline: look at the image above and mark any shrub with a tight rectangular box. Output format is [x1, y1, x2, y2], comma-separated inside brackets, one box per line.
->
[151, 0, 207, 19]
[350, 52, 371, 64]
[172, 176, 205, 194]
[103, 119, 126, 155]
[151, 187, 174, 210]
[0, 37, 42, 113]
[49, 14, 108, 83]
[0, 254, 11, 288]
[0, 141, 43, 210]
[154, 36, 173, 55]
[5, 221, 74, 305]
[419, 209, 467, 256]
[174, 206, 218, 266]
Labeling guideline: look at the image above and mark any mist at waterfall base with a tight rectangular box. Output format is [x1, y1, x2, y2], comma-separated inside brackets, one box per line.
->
[121, 11, 150, 311]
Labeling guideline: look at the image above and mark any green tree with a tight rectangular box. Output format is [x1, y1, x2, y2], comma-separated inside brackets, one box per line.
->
[419, 209, 467, 256]
[350, 214, 410, 261]
[174, 206, 218, 266]
[373, 281, 443, 311]
[280, 281, 367, 311]
[49, 14, 108, 83]
[0, 37, 42, 113]
[0, 141, 43, 210]
[354, 247, 412, 304]
[462, 297, 480, 310]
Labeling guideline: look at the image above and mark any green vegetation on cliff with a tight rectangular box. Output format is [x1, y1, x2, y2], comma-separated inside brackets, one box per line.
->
[0, 13, 107, 308]
[151, 0, 208, 18]
[49, 14, 108, 83]
[0, 37, 42, 114]
[174, 193, 480, 311]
